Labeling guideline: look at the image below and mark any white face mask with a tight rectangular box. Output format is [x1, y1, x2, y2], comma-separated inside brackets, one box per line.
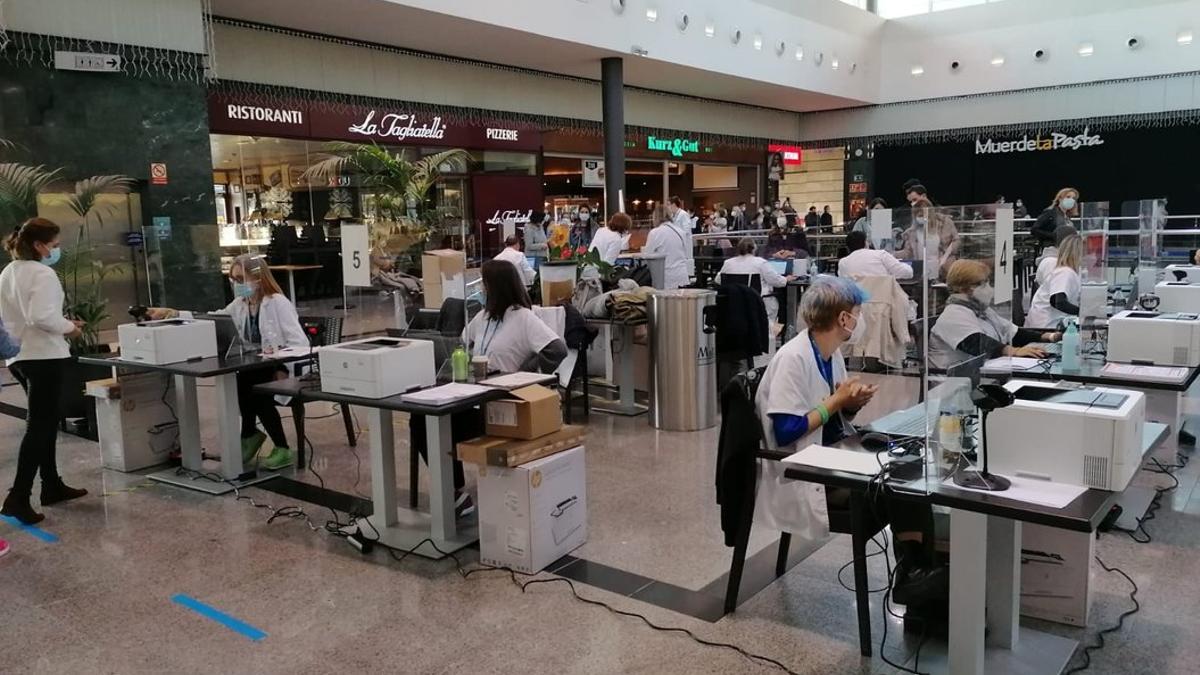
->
[843, 311, 867, 345]
[972, 283, 995, 306]
[776, 215, 787, 227]
[715, 217, 727, 227]
[579, 211, 591, 222]
[1059, 197, 1076, 211]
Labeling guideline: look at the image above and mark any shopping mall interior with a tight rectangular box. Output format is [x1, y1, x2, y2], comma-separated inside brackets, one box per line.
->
[3, 1, 1200, 673]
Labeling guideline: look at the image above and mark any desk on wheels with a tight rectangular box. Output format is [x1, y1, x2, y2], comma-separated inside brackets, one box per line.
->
[78, 352, 312, 495]
[255, 378, 509, 559]
[769, 423, 1169, 675]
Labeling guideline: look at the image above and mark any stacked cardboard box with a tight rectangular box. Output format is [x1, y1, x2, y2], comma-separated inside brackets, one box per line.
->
[421, 249, 466, 309]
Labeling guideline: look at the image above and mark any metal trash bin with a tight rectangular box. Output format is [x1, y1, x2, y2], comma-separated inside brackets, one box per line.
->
[648, 289, 718, 431]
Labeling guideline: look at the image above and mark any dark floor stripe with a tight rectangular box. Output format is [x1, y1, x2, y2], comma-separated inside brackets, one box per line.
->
[255, 477, 373, 516]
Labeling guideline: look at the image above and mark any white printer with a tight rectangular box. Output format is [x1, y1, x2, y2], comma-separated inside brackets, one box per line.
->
[987, 380, 1144, 491]
[117, 318, 218, 365]
[1154, 281, 1200, 313]
[319, 337, 435, 398]
[1164, 264, 1200, 284]
[1107, 310, 1200, 367]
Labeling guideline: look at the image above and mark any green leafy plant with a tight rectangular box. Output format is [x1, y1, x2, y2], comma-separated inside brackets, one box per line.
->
[302, 143, 469, 256]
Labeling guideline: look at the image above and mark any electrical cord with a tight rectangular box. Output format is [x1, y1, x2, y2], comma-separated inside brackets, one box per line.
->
[1063, 556, 1140, 674]
[1117, 456, 1184, 543]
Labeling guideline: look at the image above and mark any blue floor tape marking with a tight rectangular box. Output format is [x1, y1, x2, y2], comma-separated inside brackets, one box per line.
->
[171, 594, 268, 641]
[0, 515, 59, 543]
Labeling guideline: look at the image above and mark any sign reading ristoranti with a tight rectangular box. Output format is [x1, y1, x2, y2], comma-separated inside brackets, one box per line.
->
[975, 127, 1104, 155]
[207, 94, 541, 151]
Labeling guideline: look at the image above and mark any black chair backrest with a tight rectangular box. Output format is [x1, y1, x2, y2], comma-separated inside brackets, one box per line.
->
[298, 315, 343, 347]
[723, 273, 762, 294]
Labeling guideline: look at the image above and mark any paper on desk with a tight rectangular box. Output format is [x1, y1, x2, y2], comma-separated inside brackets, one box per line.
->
[1101, 362, 1188, 381]
[479, 372, 554, 390]
[941, 474, 1086, 509]
[270, 346, 313, 358]
[983, 356, 1043, 371]
[400, 383, 491, 405]
[783, 445, 890, 476]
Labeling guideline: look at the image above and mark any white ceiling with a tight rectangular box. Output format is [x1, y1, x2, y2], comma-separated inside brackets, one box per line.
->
[209, 0, 864, 113]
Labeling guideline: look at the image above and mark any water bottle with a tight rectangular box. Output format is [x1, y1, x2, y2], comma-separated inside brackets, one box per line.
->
[1061, 319, 1080, 372]
[451, 345, 469, 382]
[808, 258, 818, 278]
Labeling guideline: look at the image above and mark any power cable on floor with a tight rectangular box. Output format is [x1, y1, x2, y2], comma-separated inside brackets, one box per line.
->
[1063, 556, 1140, 674]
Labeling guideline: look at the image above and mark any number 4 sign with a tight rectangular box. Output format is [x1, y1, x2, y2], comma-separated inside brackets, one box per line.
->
[340, 224, 371, 287]
[993, 207, 1014, 305]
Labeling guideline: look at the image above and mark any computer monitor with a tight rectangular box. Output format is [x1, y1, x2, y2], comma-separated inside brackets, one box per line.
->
[526, 256, 540, 271]
[194, 313, 243, 355]
[768, 259, 790, 276]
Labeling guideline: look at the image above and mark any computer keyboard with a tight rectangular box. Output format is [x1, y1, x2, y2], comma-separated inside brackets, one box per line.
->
[867, 408, 928, 437]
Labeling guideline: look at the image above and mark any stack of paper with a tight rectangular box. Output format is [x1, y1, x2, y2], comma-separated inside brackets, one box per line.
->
[983, 356, 1043, 371]
[782, 445, 891, 476]
[479, 372, 555, 390]
[401, 383, 492, 405]
[1101, 363, 1188, 381]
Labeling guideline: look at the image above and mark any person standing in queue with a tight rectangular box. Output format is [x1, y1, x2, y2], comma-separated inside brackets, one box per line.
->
[589, 212, 633, 265]
[1026, 233, 1083, 329]
[755, 276, 946, 603]
[647, 202, 693, 289]
[0, 218, 87, 525]
[1031, 187, 1079, 247]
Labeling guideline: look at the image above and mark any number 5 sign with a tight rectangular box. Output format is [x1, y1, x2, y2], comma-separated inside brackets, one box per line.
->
[341, 224, 371, 287]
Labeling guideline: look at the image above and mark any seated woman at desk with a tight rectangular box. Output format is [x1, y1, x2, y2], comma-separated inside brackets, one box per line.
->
[719, 238, 792, 328]
[931, 260, 1060, 374]
[1026, 233, 1082, 329]
[150, 254, 307, 470]
[755, 276, 945, 603]
[413, 260, 568, 517]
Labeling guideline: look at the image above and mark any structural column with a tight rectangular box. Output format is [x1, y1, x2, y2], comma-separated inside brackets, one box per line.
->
[601, 57, 626, 217]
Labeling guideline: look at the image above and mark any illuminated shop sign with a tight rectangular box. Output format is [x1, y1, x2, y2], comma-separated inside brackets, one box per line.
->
[646, 136, 700, 157]
[975, 127, 1104, 155]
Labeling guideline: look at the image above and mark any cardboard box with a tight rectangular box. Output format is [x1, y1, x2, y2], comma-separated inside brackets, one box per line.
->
[422, 249, 466, 309]
[1020, 523, 1094, 626]
[477, 445, 587, 573]
[88, 371, 177, 472]
[458, 425, 586, 467]
[485, 385, 562, 440]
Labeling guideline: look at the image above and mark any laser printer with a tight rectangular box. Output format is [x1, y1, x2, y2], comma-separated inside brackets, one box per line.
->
[319, 337, 435, 399]
[1107, 310, 1200, 367]
[1154, 280, 1200, 313]
[987, 380, 1144, 491]
[1164, 264, 1200, 284]
[117, 318, 218, 365]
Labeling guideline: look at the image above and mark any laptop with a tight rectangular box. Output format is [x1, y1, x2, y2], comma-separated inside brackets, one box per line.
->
[194, 313, 244, 356]
[864, 380, 972, 439]
[767, 259, 790, 276]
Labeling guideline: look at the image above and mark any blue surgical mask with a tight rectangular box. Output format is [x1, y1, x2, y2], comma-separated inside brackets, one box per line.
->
[232, 281, 254, 298]
[40, 246, 62, 267]
[1059, 197, 1077, 211]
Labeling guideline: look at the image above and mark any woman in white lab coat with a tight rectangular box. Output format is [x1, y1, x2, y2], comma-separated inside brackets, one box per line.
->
[643, 205, 692, 289]
[1026, 234, 1082, 329]
[930, 260, 1059, 375]
[719, 238, 790, 327]
[151, 254, 307, 470]
[755, 276, 945, 604]
[588, 212, 632, 265]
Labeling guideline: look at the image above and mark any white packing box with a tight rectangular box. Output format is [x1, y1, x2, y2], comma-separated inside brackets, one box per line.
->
[1020, 523, 1094, 626]
[319, 337, 436, 399]
[88, 371, 177, 472]
[477, 445, 587, 574]
[117, 318, 217, 365]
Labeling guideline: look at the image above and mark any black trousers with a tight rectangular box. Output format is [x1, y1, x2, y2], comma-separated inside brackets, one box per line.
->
[410, 408, 484, 493]
[236, 368, 289, 449]
[9, 358, 68, 496]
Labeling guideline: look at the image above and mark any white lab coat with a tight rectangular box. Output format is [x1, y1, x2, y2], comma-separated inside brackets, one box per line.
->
[670, 210, 697, 276]
[589, 227, 630, 265]
[837, 249, 914, 280]
[1026, 265, 1080, 328]
[719, 254, 787, 326]
[643, 222, 692, 289]
[494, 247, 536, 285]
[929, 297, 1017, 372]
[751, 330, 839, 539]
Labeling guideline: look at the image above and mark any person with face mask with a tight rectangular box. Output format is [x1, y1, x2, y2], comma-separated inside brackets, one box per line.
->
[0, 218, 87, 524]
[1032, 187, 1079, 248]
[524, 211, 549, 263]
[755, 275, 946, 603]
[851, 198, 887, 239]
[1027, 234, 1083, 329]
[897, 191, 959, 278]
[804, 206, 821, 230]
[931, 260, 1060, 376]
[570, 206, 595, 249]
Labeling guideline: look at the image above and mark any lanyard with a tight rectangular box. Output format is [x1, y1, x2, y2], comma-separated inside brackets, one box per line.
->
[479, 318, 499, 356]
[809, 334, 834, 394]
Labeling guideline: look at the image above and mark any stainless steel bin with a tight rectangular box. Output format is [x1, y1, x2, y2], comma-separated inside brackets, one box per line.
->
[648, 289, 718, 431]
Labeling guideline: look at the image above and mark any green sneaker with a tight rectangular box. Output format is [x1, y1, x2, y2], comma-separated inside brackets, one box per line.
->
[261, 446, 294, 470]
[241, 432, 267, 465]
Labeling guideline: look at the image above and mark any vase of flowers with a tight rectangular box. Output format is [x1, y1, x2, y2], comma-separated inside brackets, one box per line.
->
[541, 224, 614, 305]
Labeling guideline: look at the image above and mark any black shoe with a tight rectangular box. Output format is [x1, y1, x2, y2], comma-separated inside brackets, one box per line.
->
[1, 491, 45, 525]
[41, 481, 88, 506]
[892, 564, 949, 606]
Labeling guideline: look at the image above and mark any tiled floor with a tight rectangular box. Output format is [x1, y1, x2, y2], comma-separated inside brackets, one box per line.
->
[3, 371, 1200, 674]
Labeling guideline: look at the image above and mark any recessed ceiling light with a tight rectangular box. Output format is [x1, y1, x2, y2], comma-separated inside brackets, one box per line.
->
[753, 34, 763, 50]
[645, 7, 657, 22]
[795, 46, 804, 61]
[1077, 42, 1094, 57]
[911, 65, 925, 76]
[831, 56, 839, 70]
[1179, 30, 1194, 45]
[991, 55, 1005, 66]
[704, 23, 715, 38]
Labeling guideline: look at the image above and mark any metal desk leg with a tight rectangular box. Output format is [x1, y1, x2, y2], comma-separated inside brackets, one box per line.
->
[849, 491, 873, 657]
[785, 284, 798, 342]
[287, 270, 298, 300]
[949, 508, 988, 675]
[214, 373, 245, 480]
[426, 413, 457, 542]
[175, 375, 202, 470]
[986, 517, 1021, 650]
[369, 407, 398, 529]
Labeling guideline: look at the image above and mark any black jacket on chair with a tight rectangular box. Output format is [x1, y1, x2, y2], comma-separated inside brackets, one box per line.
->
[713, 283, 769, 360]
[716, 367, 767, 546]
